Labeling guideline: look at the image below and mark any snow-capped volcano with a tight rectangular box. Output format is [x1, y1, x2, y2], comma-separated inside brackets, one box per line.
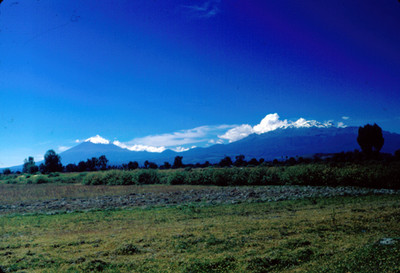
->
[58, 126, 400, 166]
[84, 135, 110, 144]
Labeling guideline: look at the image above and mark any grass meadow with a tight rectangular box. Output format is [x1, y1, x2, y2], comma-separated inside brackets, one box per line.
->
[0, 194, 400, 272]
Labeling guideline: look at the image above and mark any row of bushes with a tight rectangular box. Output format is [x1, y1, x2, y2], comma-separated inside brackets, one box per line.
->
[83, 170, 160, 185]
[0, 172, 87, 185]
[82, 162, 400, 189]
[2, 162, 398, 189]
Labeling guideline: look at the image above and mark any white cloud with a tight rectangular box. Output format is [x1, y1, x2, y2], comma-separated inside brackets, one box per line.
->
[337, 122, 347, 128]
[218, 113, 336, 143]
[75, 139, 81, 143]
[342, 116, 350, 120]
[85, 135, 110, 144]
[125, 125, 232, 147]
[58, 146, 71, 152]
[172, 146, 190, 152]
[113, 140, 166, 153]
[112, 125, 232, 153]
[253, 113, 289, 134]
[219, 124, 254, 143]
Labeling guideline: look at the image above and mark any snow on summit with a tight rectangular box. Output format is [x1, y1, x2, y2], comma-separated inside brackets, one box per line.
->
[85, 135, 110, 144]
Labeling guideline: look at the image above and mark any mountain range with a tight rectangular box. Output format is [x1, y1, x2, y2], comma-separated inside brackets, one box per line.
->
[57, 126, 400, 166]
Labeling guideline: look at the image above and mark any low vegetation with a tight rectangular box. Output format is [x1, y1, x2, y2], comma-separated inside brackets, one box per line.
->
[0, 194, 399, 272]
[2, 161, 400, 189]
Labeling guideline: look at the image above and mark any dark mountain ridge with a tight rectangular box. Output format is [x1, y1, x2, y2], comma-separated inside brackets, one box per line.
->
[3, 126, 400, 170]
[59, 126, 400, 166]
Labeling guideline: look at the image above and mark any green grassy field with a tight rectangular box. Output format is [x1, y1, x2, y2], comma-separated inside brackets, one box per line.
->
[1, 194, 399, 272]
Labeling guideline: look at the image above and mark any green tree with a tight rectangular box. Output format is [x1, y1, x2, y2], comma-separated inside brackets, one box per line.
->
[23, 156, 39, 174]
[248, 158, 259, 166]
[2, 168, 11, 175]
[357, 123, 384, 156]
[65, 163, 78, 172]
[77, 161, 87, 172]
[98, 155, 109, 170]
[219, 156, 233, 167]
[127, 161, 139, 170]
[42, 150, 63, 173]
[161, 162, 171, 169]
[86, 157, 99, 171]
[234, 155, 246, 167]
[173, 156, 183, 169]
[148, 162, 158, 169]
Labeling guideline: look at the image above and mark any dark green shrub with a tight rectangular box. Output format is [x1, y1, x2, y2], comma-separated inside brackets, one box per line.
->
[48, 172, 60, 178]
[232, 168, 250, 185]
[290, 247, 314, 262]
[168, 171, 187, 185]
[262, 167, 282, 185]
[76, 161, 400, 188]
[212, 169, 232, 186]
[136, 170, 160, 184]
[183, 257, 236, 273]
[246, 256, 284, 272]
[102, 171, 121, 185]
[83, 170, 138, 185]
[104, 170, 134, 185]
[157, 171, 169, 184]
[186, 170, 204, 185]
[83, 173, 104, 185]
[82, 260, 110, 272]
[34, 175, 50, 184]
[247, 167, 266, 185]
[114, 243, 140, 255]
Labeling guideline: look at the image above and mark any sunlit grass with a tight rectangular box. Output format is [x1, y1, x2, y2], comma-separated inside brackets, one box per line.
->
[0, 194, 399, 272]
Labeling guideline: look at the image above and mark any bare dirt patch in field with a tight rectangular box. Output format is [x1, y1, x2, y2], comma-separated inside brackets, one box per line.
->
[0, 185, 397, 215]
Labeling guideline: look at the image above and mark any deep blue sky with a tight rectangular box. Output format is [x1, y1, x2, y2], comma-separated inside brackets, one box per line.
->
[0, 0, 399, 167]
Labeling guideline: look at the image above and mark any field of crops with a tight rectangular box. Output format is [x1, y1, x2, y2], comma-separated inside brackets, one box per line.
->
[1, 161, 400, 189]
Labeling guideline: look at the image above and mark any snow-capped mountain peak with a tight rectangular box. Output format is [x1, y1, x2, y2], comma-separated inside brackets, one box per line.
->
[85, 135, 110, 144]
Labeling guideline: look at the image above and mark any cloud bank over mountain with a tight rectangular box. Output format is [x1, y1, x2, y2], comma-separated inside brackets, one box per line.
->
[219, 113, 336, 143]
[82, 113, 346, 153]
